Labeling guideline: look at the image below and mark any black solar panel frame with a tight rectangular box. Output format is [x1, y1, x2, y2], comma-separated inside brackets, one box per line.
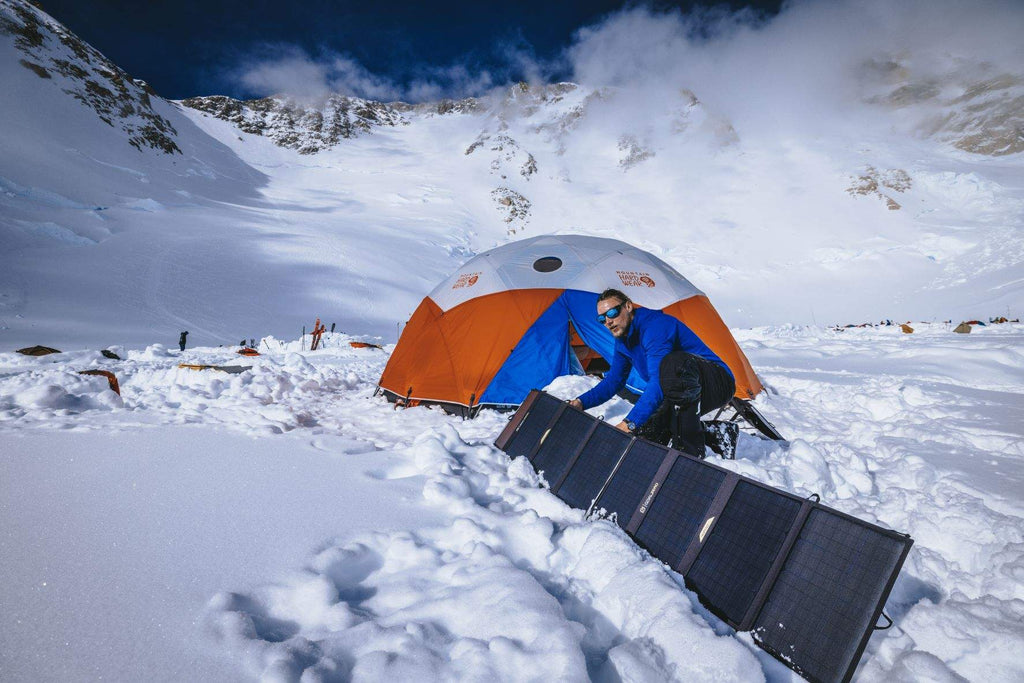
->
[750, 505, 913, 683]
[493, 392, 914, 683]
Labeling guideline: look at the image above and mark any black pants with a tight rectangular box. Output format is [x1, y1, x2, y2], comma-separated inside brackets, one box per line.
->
[634, 351, 736, 456]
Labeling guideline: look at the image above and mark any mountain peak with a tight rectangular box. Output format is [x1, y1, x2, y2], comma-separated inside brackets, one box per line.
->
[1, 0, 180, 154]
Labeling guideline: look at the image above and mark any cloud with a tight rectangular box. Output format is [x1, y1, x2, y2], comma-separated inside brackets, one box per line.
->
[229, 44, 537, 103]
[405, 65, 496, 103]
[225, 0, 1024, 116]
[564, 0, 1024, 137]
[226, 30, 557, 103]
[232, 45, 402, 101]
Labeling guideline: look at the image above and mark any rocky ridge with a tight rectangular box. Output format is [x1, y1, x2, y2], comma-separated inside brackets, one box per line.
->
[1, 0, 180, 154]
[861, 57, 1024, 156]
[181, 94, 407, 155]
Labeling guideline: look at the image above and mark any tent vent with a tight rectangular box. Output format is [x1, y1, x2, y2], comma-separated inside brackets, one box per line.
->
[533, 257, 563, 273]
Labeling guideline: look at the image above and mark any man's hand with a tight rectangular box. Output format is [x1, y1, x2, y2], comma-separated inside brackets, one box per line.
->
[569, 398, 583, 410]
[615, 420, 631, 433]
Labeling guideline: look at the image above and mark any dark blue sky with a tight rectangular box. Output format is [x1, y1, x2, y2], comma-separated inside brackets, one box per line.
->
[39, 0, 783, 101]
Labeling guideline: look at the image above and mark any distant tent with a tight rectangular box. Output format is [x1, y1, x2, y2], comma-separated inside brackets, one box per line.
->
[900, 324, 914, 334]
[954, 322, 972, 334]
[16, 345, 60, 356]
[379, 234, 763, 416]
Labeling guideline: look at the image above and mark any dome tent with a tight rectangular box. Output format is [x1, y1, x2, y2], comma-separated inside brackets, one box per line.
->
[379, 234, 763, 417]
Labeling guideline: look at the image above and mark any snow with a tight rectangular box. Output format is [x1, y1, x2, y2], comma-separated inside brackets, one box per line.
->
[2, 0, 1024, 680]
[2, 323, 1023, 681]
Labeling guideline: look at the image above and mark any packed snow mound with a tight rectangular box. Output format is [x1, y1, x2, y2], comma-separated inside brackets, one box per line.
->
[205, 424, 760, 681]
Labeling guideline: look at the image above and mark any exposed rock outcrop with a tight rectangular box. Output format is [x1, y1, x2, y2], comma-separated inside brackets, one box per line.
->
[1, 0, 180, 153]
[182, 94, 405, 154]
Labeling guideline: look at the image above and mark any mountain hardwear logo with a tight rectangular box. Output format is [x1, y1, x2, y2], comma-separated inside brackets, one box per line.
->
[617, 270, 656, 287]
[452, 272, 481, 289]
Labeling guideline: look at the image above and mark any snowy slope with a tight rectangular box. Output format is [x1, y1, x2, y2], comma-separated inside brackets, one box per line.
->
[2, 0, 1022, 351]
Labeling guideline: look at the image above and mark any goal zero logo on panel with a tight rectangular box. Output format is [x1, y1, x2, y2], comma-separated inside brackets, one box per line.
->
[639, 481, 660, 514]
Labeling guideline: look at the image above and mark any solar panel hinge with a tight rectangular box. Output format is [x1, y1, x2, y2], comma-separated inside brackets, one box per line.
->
[675, 473, 740, 576]
[624, 449, 679, 535]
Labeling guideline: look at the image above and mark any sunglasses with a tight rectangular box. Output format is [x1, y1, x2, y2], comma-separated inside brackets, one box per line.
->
[597, 303, 627, 324]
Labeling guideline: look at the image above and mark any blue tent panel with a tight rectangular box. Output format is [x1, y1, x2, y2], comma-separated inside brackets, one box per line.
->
[480, 290, 648, 406]
[561, 289, 648, 395]
[479, 295, 582, 405]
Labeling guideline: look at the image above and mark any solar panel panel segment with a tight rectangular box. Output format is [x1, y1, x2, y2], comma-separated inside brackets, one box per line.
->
[685, 481, 803, 627]
[752, 508, 913, 683]
[555, 422, 632, 510]
[532, 407, 593, 487]
[495, 391, 563, 460]
[633, 456, 727, 570]
[589, 440, 669, 529]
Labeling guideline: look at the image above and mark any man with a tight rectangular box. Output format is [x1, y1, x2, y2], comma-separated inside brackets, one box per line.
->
[569, 289, 736, 456]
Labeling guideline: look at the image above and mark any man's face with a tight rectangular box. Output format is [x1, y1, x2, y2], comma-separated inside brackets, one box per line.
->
[598, 298, 632, 338]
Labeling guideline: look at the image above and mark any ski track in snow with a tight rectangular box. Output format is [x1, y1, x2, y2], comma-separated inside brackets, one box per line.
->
[2, 324, 1023, 682]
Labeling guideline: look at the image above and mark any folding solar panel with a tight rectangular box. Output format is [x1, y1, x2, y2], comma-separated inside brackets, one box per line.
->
[554, 422, 632, 510]
[589, 439, 669, 529]
[752, 508, 912, 683]
[495, 391, 913, 683]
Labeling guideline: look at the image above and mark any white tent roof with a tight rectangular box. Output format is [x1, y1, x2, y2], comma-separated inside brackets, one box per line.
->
[429, 234, 704, 312]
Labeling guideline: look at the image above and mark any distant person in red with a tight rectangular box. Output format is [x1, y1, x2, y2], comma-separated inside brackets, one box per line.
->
[569, 289, 735, 456]
[178, 331, 188, 352]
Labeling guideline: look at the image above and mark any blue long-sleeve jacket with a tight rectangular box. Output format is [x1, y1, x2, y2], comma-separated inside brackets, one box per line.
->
[577, 307, 733, 426]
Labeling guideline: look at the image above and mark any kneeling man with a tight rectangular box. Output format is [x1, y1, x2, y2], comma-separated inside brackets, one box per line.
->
[569, 289, 735, 456]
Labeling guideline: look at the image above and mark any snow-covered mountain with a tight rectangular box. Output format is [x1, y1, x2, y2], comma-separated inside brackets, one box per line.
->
[1, 0, 1021, 351]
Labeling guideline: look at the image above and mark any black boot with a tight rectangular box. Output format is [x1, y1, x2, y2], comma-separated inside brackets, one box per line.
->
[704, 420, 739, 459]
[670, 404, 706, 459]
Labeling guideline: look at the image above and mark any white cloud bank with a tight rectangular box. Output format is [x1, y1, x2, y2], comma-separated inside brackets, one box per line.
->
[566, 0, 1024, 137]
[226, 0, 1024, 144]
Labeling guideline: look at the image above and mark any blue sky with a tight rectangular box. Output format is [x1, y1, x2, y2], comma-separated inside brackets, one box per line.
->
[39, 0, 783, 100]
